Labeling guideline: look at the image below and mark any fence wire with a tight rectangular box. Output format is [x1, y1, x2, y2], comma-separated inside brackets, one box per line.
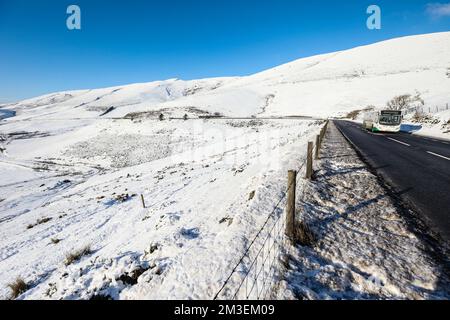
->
[213, 122, 328, 300]
[213, 155, 310, 300]
[403, 104, 449, 115]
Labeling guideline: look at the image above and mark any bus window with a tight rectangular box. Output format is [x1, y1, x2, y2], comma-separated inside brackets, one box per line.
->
[379, 115, 401, 125]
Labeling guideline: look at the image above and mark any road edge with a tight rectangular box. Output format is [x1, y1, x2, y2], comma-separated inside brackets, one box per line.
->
[332, 120, 450, 266]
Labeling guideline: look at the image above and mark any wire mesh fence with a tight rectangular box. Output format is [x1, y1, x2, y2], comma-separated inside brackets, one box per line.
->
[216, 206, 287, 300]
[403, 104, 450, 116]
[213, 127, 325, 300]
[213, 166, 302, 300]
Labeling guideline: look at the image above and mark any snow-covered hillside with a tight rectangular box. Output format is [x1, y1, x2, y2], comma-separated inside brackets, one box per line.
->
[1, 31, 450, 300]
[0, 117, 323, 300]
[3, 32, 450, 120]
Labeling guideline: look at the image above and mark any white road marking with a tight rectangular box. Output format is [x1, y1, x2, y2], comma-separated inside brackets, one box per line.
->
[387, 137, 411, 147]
[426, 151, 450, 161]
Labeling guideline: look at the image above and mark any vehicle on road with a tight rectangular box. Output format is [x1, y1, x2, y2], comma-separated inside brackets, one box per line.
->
[335, 120, 450, 241]
[363, 110, 403, 133]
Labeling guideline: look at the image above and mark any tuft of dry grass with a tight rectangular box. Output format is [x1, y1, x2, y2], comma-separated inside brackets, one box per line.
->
[37, 217, 52, 224]
[295, 220, 316, 246]
[117, 266, 150, 285]
[8, 278, 28, 299]
[64, 245, 92, 266]
[26, 217, 53, 230]
[412, 111, 428, 122]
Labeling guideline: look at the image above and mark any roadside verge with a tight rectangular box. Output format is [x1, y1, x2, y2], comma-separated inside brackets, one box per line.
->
[276, 122, 450, 300]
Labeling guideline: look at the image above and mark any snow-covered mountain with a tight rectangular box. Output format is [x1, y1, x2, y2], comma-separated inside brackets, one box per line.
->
[3, 31, 450, 119]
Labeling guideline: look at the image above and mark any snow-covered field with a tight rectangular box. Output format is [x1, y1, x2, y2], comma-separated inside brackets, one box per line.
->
[1, 31, 450, 299]
[0, 116, 323, 299]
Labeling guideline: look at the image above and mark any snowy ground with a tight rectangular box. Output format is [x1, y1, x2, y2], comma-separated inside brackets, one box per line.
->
[401, 109, 450, 140]
[0, 117, 323, 300]
[276, 122, 450, 300]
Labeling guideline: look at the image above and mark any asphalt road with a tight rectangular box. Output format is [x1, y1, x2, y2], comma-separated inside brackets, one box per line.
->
[334, 120, 450, 242]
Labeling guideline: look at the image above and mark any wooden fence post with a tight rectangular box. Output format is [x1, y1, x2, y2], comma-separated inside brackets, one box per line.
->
[322, 127, 325, 143]
[141, 194, 146, 208]
[318, 129, 322, 147]
[315, 135, 320, 160]
[306, 142, 313, 180]
[285, 170, 297, 243]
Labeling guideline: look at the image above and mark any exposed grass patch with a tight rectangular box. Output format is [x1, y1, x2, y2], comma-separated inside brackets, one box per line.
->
[8, 278, 28, 299]
[117, 266, 150, 285]
[345, 106, 374, 120]
[114, 193, 134, 203]
[345, 110, 362, 120]
[295, 220, 316, 247]
[411, 112, 440, 124]
[64, 245, 92, 266]
[90, 293, 113, 300]
[26, 217, 53, 229]
[219, 217, 233, 226]
[45, 283, 58, 298]
[38, 217, 52, 224]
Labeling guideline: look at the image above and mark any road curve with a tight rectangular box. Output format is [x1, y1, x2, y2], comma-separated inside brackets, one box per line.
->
[334, 120, 450, 242]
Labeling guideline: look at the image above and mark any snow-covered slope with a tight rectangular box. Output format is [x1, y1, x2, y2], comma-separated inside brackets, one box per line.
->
[175, 31, 450, 118]
[2, 77, 239, 120]
[0, 117, 324, 300]
[3, 32, 450, 119]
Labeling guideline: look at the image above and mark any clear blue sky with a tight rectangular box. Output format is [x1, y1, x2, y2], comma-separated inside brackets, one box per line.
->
[1, 0, 449, 102]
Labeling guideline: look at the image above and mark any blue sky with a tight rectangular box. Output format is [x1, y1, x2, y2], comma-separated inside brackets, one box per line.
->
[0, 0, 450, 102]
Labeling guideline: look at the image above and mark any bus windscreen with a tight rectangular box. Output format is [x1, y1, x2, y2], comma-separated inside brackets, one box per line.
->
[379, 111, 402, 125]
